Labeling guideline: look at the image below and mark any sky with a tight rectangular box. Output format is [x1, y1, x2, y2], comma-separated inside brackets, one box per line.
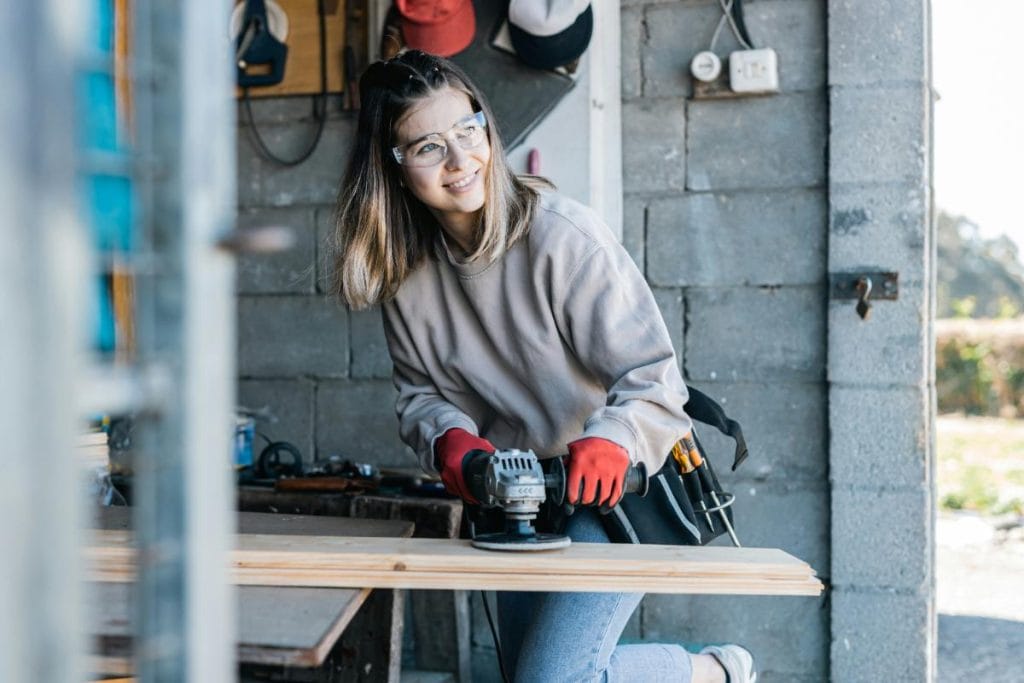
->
[933, 0, 1024, 250]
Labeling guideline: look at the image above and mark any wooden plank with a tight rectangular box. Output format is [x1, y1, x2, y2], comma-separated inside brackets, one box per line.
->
[237, 488, 464, 540]
[86, 532, 823, 596]
[93, 505, 415, 539]
[88, 582, 371, 667]
[242, 489, 469, 680]
[87, 510, 415, 668]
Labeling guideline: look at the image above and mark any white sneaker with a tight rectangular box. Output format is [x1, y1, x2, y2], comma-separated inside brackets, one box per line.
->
[700, 644, 757, 683]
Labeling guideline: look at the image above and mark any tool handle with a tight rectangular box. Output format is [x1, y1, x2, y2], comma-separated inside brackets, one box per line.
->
[549, 458, 648, 514]
[461, 449, 496, 504]
[623, 462, 649, 496]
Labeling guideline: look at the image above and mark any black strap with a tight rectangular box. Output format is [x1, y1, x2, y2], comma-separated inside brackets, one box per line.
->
[684, 386, 749, 471]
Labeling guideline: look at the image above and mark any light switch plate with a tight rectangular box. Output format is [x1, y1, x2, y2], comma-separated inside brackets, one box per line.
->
[729, 48, 779, 94]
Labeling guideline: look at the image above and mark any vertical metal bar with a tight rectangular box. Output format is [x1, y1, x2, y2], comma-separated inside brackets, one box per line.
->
[133, 0, 237, 680]
[0, 2, 90, 682]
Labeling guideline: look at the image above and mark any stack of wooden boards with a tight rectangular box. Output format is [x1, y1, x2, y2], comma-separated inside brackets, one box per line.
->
[88, 531, 823, 596]
[78, 431, 110, 471]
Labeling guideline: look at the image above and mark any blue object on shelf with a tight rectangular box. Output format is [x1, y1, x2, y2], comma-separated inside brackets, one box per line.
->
[234, 416, 256, 468]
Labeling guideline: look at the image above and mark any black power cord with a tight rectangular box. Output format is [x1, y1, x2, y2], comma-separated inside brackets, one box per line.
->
[480, 590, 511, 683]
[242, 0, 329, 166]
[731, 0, 756, 49]
[255, 432, 304, 478]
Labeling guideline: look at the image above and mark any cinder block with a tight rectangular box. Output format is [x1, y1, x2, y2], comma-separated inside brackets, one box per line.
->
[742, 0, 826, 92]
[827, 280, 928, 386]
[831, 589, 933, 682]
[237, 295, 349, 378]
[829, 0, 927, 86]
[621, 0, 679, 7]
[647, 190, 827, 287]
[708, 479, 830, 576]
[314, 205, 337, 294]
[236, 95, 347, 126]
[641, 3, 723, 98]
[830, 386, 928, 489]
[622, 195, 646, 273]
[239, 118, 356, 207]
[829, 84, 928, 186]
[831, 486, 931, 591]
[350, 306, 392, 379]
[238, 378, 316, 464]
[237, 129, 264, 209]
[644, 0, 825, 98]
[641, 592, 828, 680]
[829, 183, 929, 283]
[652, 287, 684, 369]
[755, 674, 823, 683]
[621, 7, 644, 100]
[688, 381, 827, 483]
[622, 99, 687, 194]
[684, 286, 826, 383]
[236, 206, 317, 294]
[315, 379, 416, 466]
[686, 93, 827, 191]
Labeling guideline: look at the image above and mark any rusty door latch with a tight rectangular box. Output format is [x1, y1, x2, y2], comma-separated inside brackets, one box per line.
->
[829, 271, 899, 320]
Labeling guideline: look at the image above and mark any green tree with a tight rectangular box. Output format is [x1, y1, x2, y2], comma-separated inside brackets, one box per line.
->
[937, 211, 1024, 317]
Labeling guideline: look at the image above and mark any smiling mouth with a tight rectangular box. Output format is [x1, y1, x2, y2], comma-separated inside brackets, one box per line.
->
[444, 169, 479, 189]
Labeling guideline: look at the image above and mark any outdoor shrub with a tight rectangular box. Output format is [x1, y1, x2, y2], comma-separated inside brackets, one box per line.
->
[936, 319, 1024, 417]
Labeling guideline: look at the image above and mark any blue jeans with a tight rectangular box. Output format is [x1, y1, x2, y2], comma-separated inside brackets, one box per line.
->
[496, 509, 693, 683]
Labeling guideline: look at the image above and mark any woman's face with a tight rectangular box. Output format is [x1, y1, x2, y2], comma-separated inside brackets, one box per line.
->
[394, 87, 491, 229]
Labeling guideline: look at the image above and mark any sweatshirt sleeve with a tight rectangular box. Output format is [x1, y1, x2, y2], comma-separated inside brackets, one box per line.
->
[381, 301, 480, 474]
[554, 238, 692, 474]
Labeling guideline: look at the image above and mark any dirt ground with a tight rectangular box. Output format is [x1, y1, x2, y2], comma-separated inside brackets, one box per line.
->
[937, 512, 1024, 681]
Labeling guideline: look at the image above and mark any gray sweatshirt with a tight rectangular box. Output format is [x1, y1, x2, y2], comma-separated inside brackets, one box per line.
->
[381, 192, 692, 475]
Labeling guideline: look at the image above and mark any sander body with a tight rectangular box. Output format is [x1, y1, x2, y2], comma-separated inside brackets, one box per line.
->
[462, 448, 648, 552]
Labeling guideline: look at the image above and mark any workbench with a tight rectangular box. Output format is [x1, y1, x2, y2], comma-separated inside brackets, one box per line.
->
[237, 487, 471, 681]
[87, 508, 414, 682]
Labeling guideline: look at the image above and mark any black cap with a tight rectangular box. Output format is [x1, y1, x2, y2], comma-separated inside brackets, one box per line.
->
[508, 3, 593, 71]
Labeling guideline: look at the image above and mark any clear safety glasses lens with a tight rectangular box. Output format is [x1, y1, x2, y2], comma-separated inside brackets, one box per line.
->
[392, 112, 487, 167]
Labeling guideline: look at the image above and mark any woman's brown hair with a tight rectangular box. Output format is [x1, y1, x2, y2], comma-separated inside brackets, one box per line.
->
[329, 50, 550, 309]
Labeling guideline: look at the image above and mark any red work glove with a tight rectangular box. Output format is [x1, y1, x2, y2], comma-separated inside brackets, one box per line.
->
[434, 428, 494, 503]
[566, 437, 631, 507]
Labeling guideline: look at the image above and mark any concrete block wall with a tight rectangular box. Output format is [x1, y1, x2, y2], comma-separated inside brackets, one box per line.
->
[236, 0, 934, 678]
[622, 1, 830, 680]
[236, 96, 415, 468]
[827, 0, 935, 681]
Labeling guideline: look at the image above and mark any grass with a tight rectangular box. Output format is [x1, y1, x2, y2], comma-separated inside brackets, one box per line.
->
[938, 414, 1024, 515]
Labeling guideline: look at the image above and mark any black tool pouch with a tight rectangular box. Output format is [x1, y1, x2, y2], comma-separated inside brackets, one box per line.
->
[601, 387, 749, 547]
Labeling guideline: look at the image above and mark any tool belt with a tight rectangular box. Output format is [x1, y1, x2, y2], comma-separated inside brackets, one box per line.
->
[601, 386, 748, 547]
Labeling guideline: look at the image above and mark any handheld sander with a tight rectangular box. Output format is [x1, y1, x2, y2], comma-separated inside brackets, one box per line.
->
[462, 449, 649, 552]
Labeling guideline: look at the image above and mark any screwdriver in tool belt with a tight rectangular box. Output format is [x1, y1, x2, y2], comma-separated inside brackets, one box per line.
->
[680, 433, 741, 547]
[671, 437, 715, 532]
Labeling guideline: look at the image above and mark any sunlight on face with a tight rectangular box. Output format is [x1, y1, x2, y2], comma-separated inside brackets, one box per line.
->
[394, 87, 491, 238]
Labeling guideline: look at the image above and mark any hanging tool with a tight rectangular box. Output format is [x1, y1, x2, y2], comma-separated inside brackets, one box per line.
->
[343, 0, 361, 110]
[681, 433, 741, 547]
[672, 439, 715, 533]
[463, 449, 648, 551]
[231, 0, 290, 88]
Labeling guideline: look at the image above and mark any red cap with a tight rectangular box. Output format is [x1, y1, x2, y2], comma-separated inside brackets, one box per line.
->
[396, 0, 476, 58]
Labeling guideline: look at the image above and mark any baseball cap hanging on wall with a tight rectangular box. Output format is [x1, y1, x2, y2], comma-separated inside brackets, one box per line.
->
[395, 0, 477, 58]
[508, 0, 593, 70]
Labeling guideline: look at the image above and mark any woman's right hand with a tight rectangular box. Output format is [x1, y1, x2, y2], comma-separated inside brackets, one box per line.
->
[434, 428, 495, 503]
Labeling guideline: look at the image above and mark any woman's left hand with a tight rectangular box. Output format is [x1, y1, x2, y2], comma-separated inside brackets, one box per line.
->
[565, 437, 631, 507]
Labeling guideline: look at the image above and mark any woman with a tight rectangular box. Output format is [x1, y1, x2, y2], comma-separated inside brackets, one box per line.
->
[330, 50, 755, 683]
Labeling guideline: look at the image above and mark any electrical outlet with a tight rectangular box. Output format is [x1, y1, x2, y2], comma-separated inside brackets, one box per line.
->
[729, 48, 779, 94]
